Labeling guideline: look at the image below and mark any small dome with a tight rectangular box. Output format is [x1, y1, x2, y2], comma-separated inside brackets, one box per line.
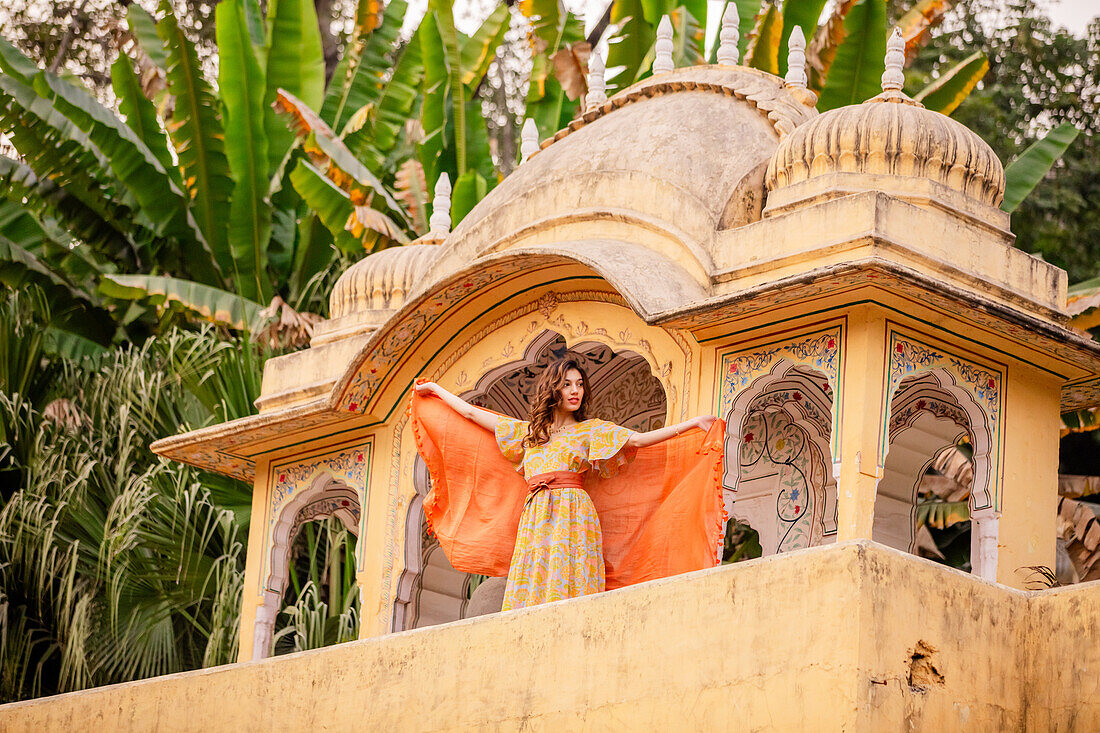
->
[765, 89, 1005, 210]
[329, 244, 439, 319]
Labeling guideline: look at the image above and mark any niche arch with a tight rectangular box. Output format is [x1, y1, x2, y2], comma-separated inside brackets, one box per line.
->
[253, 473, 360, 660]
[723, 360, 837, 555]
[876, 369, 997, 579]
[391, 328, 669, 631]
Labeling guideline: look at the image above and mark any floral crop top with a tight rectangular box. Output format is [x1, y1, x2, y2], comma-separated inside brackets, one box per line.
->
[494, 416, 636, 480]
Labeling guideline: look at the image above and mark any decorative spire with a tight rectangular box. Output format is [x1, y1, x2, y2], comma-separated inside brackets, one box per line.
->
[585, 49, 607, 111]
[520, 118, 539, 162]
[428, 173, 451, 235]
[653, 15, 674, 75]
[881, 27, 905, 92]
[716, 3, 740, 66]
[784, 27, 807, 88]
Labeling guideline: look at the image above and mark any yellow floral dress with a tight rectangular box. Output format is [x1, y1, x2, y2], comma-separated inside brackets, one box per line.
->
[494, 417, 635, 610]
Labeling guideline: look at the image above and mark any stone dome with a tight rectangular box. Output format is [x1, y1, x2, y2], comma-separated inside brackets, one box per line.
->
[422, 65, 819, 283]
[329, 244, 439, 319]
[765, 89, 1005, 214]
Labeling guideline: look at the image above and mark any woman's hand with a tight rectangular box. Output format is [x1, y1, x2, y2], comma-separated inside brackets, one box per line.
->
[693, 415, 718, 432]
[414, 381, 439, 396]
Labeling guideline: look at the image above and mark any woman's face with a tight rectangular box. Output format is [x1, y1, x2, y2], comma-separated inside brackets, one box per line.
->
[559, 368, 585, 413]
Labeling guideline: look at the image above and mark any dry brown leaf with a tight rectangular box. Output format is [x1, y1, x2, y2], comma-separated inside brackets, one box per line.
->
[394, 159, 428, 234]
[896, 0, 959, 66]
[551, 41, 591, 102]
[254, 296, 323, 349]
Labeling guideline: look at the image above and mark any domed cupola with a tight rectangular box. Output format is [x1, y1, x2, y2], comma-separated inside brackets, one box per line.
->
[764, 28, 1006, 230]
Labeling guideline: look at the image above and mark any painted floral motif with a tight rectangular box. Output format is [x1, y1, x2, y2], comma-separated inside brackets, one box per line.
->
[270, 446, 370, 515]
[888, 394, 971, 437]
[738, 409, 821, 552]
[884, 330, 1003, 509]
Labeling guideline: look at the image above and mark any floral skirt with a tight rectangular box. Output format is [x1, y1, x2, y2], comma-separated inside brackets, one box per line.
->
[501, 486, 605, 610]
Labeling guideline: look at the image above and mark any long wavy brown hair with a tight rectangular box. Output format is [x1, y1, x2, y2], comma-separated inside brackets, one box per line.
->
[525, 357, 590, 447]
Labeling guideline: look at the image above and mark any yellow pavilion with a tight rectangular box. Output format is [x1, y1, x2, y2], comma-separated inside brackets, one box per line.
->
[4, 27, 1100, 733]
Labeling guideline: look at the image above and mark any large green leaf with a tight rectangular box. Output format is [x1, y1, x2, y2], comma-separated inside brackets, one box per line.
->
[0, 73, 160, 261]
[36, 74, 203, 251]
[274, 89, 411, 227]
[217, 0, 273, 302]
[779, 0, 827, 76]
[605, 0, 653, 89]
[429, 0, 467, 175]
[157, 2, 234, 277]
[745, 2, 782, 74]
[635, 4, 706, 80]
[0, 156, 135, 264]
[110, 56, 177, 182]
[100, 274, 264, 330]
[451, 170, 487, 226]
[289, 159, 361, 254]
[344, 30, 425, 176]
[816, 0, 887, 111]
[1002, 122, 1080, 213]
[263, 0, 326, 176]
[806, 0, 857, 91]
[126, 4, 168, 70]
[522, 10, 584, 137]
[460, 4, 511, 89]
[319, 0, 407, 133]
[913, 50, 987, 116]
[0, 235, 115, 344]
[0, 33, 42, 83]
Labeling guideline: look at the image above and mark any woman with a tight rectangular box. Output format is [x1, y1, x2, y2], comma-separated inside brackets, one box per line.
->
[411, 356, 725, 610]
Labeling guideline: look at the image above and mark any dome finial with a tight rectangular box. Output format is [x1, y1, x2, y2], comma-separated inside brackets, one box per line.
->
[784, 27, 807, 88]
[881, 27, 905, 93]
[586, 49, 607, 111]
[653, 15, 674, 74]
[717, 4, 739, 66]
[520, 119, 539, 162]
[428, 173, 451, 236]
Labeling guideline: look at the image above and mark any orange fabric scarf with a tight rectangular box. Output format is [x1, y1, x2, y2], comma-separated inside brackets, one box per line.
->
[409, 391, 727, 589]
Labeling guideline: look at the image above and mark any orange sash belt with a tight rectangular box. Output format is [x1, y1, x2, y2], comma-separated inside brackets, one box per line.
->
[524, 470, 586, 506]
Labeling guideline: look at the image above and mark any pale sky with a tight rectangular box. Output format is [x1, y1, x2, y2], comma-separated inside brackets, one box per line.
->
[1045, 0, 1099, 35]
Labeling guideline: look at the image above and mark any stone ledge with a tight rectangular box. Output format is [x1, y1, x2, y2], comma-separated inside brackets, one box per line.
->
[1, 541, 1096, 731]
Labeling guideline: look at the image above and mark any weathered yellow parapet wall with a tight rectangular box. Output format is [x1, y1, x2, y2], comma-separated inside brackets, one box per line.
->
[2, 541, 1095, 731]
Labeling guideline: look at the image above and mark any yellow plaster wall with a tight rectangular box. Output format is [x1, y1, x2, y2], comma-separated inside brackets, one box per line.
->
[237, 456, 271, 663]
[998, 363, 1062, 586]
[5, 542, 1095, 732]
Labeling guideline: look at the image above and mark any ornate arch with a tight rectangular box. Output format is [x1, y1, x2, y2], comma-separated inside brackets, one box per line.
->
[722, 360, 837, 553]
[252, 472, 361, 661]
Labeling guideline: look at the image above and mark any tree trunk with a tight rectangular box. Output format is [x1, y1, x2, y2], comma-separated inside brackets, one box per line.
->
[314, 0, 338, 81]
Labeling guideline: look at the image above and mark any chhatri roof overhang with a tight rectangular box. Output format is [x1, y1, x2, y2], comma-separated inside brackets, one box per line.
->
[150, 63, 1100, 482]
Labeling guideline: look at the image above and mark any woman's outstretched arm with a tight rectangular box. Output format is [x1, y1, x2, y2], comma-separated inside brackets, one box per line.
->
[625, 415, 718, 449]
[414, 381, 500, 432]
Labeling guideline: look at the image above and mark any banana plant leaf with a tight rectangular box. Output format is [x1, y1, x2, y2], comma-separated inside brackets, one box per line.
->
[320, 0, 407, 133]
[896, 0, 957, 64]
[110, 56, 177, 182]
[605, 0, 654, 89]
[523, 9, 584, 138]
[816, 0, 887, 111]
[806, 0, 857, 91]
[0, 33, 42, 83]
[779, 0, 827, 76]
[263, 0, 326, 176]
[157, 2, 234, 277]
[216, 0, 273, 303]
[289, 159, 365, 254]
[745, 2, 782, 75]
[633, 5, 705, 82]
[1002, 122, 1080, 213]
[100, 274, 264, 331]
[0, 235, 115, 344]
[450, 170, 487, 226]
[429, 0, 467, 175]
[460, 4, 511, 89]
[915, 499, 970, 529]
[125, 4, 168, 70]
[913, 50, 987, 116]
[343, 19, 425, 176]
[274, 89, 411, 228]
[0, 155, 136, 264]
[37, 74, 211, 270]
